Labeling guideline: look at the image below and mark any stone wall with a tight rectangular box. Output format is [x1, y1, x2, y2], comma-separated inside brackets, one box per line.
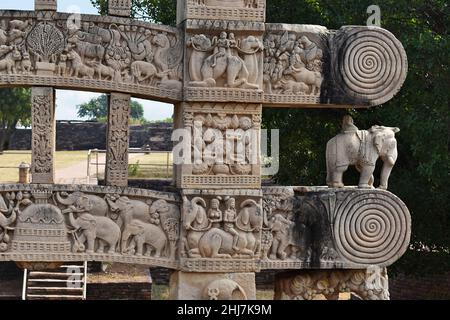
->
[0, 121, 173, 151]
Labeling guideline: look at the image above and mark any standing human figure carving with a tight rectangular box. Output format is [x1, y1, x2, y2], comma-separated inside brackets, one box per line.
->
[224, 198, 240, 252]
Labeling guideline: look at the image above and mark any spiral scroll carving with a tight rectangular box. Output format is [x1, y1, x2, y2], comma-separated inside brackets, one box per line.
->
[333, 190, 411, 266]
[338, 27, 408, 106]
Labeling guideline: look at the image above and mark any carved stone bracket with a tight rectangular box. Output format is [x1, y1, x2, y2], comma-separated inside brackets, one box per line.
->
[170, 271, 256, 300]
[31, 87, 55, 184]
[275, 268, 390, 300]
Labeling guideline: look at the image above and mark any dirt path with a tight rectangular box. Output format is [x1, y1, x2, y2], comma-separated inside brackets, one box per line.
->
[55, 154, 106, 185]
[55, 154, 142, 185]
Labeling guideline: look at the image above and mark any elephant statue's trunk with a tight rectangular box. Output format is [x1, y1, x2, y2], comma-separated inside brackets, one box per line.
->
[67, 211, 80, 230]
[0, 209, 16, 228]
[55, 192, 76, 206]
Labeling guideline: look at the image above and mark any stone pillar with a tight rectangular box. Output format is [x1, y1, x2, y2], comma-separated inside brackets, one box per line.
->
[31, 87, 55, 184]
[108, 0, 132, 17]
[34, 0, 57, 11]
[171, 0, 266, 300]
[170, 271, 256, 300]
[274, 269, 390, 300]
[19, 163, 31, 184]
[105, 93, 130, 187]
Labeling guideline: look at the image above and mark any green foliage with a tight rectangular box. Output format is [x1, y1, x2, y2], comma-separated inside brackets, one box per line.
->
[129, 161, 141, 177]
[0, 88, 32, 151]
[92, 0, 449, 274]
[77, 94, 147, 123]
[91, 0, 177, 25]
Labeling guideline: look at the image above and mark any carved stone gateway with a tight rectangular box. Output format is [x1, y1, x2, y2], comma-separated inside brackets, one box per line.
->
[0, 0, 412, 301]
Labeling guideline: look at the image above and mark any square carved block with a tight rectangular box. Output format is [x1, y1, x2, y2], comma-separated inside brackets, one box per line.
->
[179, 189, 263, 273]
[108, 0, 132, 17]
[178, 0, 266, 24]
[184, 30, 264, 103]
[34, 0, 57, 11]
[170, 271, 256, 300]
[174, 103, 262, 189]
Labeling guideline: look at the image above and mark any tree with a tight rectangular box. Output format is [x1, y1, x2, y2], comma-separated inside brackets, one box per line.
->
[91, 0, 177, 25]
[77, 94, 146, 123]
[0, 88, 31, 152]
[90, 0, 450, 274]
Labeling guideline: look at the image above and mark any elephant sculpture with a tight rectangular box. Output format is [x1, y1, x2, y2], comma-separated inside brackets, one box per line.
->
[121, 220, 168, 257]
[56, 192, 109, 217]
[66, 210, 121, 254]
[326, 116, 400, 189]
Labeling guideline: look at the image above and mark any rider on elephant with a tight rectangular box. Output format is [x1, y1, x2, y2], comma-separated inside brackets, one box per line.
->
[224, 198, 240, 252]
[342, 115, 359, 133]
[208, 198, 222, 228]
[210, 32, 230, 68]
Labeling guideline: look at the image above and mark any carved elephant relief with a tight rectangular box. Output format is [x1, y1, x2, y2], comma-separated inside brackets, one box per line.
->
[122, 220, 168, 257]
[66, 211, 121, 254]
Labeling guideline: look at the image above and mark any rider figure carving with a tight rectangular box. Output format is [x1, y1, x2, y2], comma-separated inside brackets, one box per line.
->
[224, 198, 240, 252]
[211, 32, 230, 68]
[208, 198, 222, 228]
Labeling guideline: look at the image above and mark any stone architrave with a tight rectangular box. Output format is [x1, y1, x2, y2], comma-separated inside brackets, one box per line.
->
[31, 87, 55, 184]
[34, 0, 57, 11]
[108, 0, 132, 17]
[170, 271, 256, 300]
[105, 93, 131, 187]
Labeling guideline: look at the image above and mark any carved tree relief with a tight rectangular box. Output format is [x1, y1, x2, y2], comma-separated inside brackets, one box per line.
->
[31, 87, 55, 184]
[106, 93, 130, 187]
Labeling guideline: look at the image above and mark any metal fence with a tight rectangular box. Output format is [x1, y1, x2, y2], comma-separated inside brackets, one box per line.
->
[87, 149, 173, 183]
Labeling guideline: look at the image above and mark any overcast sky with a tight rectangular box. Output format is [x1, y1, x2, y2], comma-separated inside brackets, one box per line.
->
[2, 0, 174, 121]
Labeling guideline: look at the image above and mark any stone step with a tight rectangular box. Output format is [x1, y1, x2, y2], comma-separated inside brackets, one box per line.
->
[28, 287, 84, 293]
[28, 279, 84, 283]
[29, 272, 84, 279]
[27, 294, 84, 301]
[60, 264, 85, 268]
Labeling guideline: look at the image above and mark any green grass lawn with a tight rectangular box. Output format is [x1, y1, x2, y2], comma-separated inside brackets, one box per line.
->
[0, 151, 88, 183]
[128, 152, 173, 179]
